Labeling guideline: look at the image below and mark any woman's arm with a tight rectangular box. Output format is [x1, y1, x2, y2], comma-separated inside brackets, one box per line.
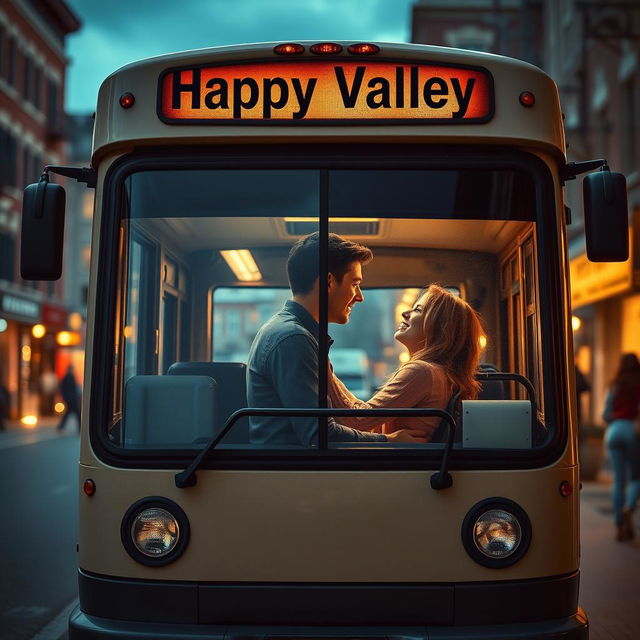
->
[329, 362, 434, 429]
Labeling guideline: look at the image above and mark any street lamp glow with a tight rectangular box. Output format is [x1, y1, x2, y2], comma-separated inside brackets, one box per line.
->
[55, 402, 65, 414]
[32, 324, 46, 338]
[21, 415, 38, 427]
[0, 319, 7, 332]
[572, 316, 582, 332]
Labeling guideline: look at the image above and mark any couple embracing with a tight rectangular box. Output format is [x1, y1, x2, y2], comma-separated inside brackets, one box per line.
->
[247, 232, 483, 446]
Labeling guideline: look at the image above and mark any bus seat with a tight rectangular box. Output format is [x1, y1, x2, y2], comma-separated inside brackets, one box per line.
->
[123, 375, 216, 448]
[461, 400, 532, 449]
[168, 362, 249, 444]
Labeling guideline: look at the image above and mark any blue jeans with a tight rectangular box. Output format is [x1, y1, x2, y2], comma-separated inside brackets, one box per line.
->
[605, 419, 640, 525]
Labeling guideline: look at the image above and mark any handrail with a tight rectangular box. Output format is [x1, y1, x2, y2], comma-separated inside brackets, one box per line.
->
[175, 407, 456, 489]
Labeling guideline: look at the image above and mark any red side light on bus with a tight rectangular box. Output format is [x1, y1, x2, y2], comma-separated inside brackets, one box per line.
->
[519, 91, 535, 107]
[273, 43, 305, 55]
[119, 92, 135, 109]
[83, 479, 96, 496]
[347, 43, 380, 55]
[310, 42, 343, 55]
[559, 481, 572, 497]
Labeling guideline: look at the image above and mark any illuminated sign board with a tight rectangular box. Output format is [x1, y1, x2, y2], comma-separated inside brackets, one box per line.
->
[158, 61, 493, 124]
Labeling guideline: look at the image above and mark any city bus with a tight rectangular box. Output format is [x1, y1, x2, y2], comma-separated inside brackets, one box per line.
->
[21, 42, 630, 640]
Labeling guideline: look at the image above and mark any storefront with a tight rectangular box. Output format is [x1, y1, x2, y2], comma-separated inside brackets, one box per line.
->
[0, 291, 42, 422]
[570, 220, 640, 426]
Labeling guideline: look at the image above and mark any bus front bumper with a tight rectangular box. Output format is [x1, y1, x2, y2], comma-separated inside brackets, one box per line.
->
[69, 605, 588, 640]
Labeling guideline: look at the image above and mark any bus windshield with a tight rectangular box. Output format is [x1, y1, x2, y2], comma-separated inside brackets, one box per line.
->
[105, 153, 555, 461]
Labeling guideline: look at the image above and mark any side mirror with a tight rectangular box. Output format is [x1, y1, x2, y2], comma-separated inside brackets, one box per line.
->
[20, 178, 66, 280]
[583, 169, 628, 262]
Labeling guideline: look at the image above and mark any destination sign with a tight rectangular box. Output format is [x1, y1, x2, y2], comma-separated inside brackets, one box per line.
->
[158, 61, 493, 123]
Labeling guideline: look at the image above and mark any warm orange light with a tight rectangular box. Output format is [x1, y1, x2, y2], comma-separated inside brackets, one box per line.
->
[32, 324, 46, 338]
[21, 415, 38, 427]
[57, 331, 81, 346]
[123, 326, 134, 339]
[479, 335, 488, 350]
[399, 352, 410, 364]
[55, 402, 65, 413]
[69, 312, 83, 331]
[220, 250, 262, 282]
[571, 316, 582, 332]
[21, 345, 31, 362]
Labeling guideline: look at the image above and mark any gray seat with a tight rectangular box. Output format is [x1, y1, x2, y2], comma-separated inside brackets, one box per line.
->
[460, 400, 532, 449]
[168, 362, 249, 444]
[123, 375, 216, 448]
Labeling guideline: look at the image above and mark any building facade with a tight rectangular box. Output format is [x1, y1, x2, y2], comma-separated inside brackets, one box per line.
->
[0, 0, 79, 423]
[411, 0, 640, 426]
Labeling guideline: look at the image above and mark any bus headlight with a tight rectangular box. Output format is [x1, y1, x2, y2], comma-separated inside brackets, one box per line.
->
[121, 497, 190, 566]
[462, 498, 531, 568]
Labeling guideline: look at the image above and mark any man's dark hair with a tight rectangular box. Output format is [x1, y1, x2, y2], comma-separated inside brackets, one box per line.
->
[287, 232, 373, 295]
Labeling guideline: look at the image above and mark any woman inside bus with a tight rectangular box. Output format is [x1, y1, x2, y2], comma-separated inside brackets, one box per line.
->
[328, 284, 483, 441]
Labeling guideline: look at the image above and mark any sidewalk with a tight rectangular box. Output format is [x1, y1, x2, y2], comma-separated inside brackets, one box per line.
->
[580, 473, 640, 639]
[0, 417, 79, 451]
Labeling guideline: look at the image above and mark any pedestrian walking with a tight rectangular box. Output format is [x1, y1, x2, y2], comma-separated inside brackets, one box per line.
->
[57, 365, 81, 432]
[603, 353, 640, 541]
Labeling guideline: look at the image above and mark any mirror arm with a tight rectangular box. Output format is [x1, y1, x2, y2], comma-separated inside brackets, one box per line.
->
[43, 165, 97, 188]
[560, 158, 608, 184]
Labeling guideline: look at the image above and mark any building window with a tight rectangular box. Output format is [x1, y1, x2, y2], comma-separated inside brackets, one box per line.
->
[22, 146, 31, 187]
[47, 79, 59, 127]
[0, 127, 18, 187]
[33, 66, 42, 109]
[24, 55, 32, 102]
[7, 36, 16, 86]
[0, 233, 16, 281]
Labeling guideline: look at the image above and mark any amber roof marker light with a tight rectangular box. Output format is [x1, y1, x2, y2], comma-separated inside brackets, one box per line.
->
[519, 91, 535, 107]
[273, 43, 305, 55]
[348, 43, 380, 55]
[310, 42, 343, 55]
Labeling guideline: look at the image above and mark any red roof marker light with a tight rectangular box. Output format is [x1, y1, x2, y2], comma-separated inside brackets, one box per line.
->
[348, 43, 380, 55]
[310, 42, 343, 55]
[119, 92, 135, 109]
[274, 43, 305, 55]
[519, 91, 535, 107]
[83, 479, 96, 496]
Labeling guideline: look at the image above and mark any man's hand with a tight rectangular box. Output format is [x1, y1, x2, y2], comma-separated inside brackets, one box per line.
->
[386, 429, 428, 443]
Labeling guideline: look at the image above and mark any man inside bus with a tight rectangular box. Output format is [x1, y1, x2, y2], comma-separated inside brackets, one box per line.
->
[247, 232, 427, 447]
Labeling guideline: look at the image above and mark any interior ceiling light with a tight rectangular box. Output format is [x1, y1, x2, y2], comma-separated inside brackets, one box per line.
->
[283, 217, 380, 222]
[220, 250, 262, 282]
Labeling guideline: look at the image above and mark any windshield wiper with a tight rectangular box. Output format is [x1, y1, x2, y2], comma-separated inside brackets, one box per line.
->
[175, 407, 456, 489]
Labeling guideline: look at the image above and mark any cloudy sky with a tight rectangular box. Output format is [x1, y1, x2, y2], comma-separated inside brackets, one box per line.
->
[64, 0, 415, 114]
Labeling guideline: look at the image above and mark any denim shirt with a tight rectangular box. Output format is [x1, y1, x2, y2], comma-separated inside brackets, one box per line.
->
[246, 300, 387, 446]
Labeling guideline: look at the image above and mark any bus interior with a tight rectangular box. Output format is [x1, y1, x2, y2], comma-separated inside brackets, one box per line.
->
[107, 159, 553, 455]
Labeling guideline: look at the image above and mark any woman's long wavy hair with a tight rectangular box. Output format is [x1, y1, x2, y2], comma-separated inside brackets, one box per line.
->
[408, 284, 483, 399]
[612, 353, 640, 390]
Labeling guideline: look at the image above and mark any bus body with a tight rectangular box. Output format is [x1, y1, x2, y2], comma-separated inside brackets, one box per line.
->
[21, 42, 630, 639]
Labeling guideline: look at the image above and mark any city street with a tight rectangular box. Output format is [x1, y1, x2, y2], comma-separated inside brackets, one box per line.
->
[0, 420, 79, 640]
[0, 421, 639, 639]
